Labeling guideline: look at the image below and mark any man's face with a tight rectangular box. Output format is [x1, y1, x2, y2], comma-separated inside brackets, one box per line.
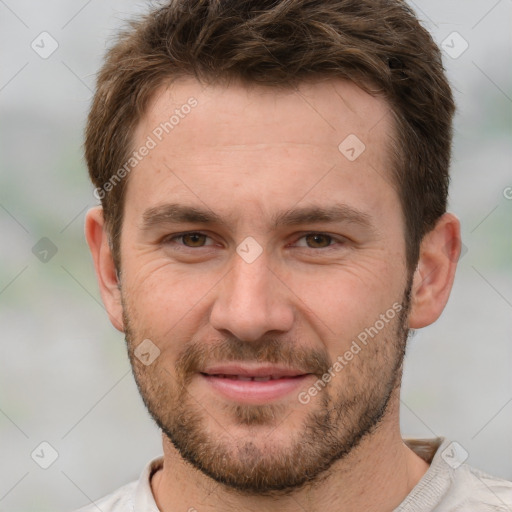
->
[119, 77, 412, 493]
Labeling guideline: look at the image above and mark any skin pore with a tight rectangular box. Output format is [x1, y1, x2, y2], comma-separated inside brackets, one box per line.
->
[85, 76, 460, 511]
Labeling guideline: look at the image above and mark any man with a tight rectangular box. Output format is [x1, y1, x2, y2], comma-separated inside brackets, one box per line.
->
[77, 0, 512, 510]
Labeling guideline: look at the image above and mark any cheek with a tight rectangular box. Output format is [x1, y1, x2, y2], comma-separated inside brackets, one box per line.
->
[122, 257, 222, 338]
[280, 253, 402, 319]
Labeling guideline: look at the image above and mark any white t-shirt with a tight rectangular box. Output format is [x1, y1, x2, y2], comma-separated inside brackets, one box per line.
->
[73, 438, 512, 511]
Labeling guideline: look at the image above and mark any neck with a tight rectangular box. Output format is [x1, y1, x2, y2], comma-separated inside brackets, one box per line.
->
[151, 398, 430, 512]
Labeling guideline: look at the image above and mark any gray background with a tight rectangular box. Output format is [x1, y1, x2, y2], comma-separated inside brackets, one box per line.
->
[0, 1, 511, 510]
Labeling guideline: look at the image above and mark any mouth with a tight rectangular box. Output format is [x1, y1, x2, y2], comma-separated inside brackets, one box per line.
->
[200, 373, 306, 382]
[199, 364, 312, 403]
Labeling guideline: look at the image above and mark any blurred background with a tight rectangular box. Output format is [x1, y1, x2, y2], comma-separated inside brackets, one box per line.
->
[0, 1, 511, 510]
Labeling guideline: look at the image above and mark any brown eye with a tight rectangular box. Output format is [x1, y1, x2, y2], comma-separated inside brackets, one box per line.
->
[304, 233, 333, 248]
[181, 233, 207, 247]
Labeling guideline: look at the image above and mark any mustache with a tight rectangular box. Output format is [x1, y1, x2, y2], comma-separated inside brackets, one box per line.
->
[174, 337, 331, 384]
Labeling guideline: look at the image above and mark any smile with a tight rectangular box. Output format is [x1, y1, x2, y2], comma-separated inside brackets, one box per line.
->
[199, 367, 312, 403]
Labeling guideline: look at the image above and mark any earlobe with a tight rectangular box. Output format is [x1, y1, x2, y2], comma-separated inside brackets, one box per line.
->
[408, 213, 461, 329]
[84, 206, 125, 332]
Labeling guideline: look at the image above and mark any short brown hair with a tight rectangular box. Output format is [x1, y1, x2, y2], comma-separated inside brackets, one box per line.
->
[85, 0, 455, 272]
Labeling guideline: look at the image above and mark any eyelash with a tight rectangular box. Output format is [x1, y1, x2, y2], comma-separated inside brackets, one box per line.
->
[162, 231, 346, 251]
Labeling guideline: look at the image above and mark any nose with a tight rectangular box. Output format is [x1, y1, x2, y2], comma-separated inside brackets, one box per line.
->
[209, 252, 294, 342]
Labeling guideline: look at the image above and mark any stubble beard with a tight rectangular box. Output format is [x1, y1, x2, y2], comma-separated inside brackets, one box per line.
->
[123, 284, 412, 496]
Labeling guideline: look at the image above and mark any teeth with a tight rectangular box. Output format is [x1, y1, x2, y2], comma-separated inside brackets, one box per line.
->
[213, 374, 284, 381]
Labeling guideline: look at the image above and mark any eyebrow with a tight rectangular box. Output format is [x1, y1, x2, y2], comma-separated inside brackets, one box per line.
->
[272, 204, 373, 230]
[141, 204, 227, 230]
[141, 202, 375, 232]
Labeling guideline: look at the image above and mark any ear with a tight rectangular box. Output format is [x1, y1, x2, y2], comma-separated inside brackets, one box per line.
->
[84, 206, 125, 332]
[408, 212, 461, 329]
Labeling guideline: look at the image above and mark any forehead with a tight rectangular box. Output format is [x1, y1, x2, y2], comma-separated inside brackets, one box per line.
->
[136, 76, 392, 155]
[126, 76, 398, 226]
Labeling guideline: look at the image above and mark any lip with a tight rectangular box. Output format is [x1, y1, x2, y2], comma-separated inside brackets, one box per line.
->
[200, 364, 312, 404]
